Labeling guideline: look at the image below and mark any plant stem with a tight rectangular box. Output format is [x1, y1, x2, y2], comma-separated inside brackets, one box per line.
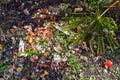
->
[98, 0, 119, 19]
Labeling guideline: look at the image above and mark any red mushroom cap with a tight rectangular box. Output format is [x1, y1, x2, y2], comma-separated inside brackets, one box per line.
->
[105, 60, 113, 68]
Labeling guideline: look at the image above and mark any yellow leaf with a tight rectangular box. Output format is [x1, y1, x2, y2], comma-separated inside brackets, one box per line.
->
[43, 52, 48, 57]
[17, 67, 22, 72]
[22, 77, 28, 80]
[0, 44, 3, 50]
[44, 70, 49, 76]
[28, 36, 33, 43]
[29, 31, 34, 36]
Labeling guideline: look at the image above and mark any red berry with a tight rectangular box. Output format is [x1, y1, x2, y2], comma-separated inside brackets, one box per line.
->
[105, 60, 113, 68]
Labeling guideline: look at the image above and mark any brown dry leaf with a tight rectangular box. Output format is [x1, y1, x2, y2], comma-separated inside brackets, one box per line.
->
[18, 5, 24, 10]
[50, 15, 56, 21]
[30, 55, 38, 62]
[41, 8, 49, 14]
[10, 29, 16, 33]
[77, 26, 81, 32]
[22, 77, 28, 80]
[15, 0, 19, 3]
[35, 27, 53, 41]
[39, 64, 50, 68]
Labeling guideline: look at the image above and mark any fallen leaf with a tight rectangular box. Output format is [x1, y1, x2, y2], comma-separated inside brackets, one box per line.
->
[41, 8, 49, 14]
[22, 77, 28, 80]
[28, 36, 33, 43]
[44, 70, 49, 76]
[0, 44, 3, 50]
[15, 0, 19, 3]
[39, 64, 50, 68]
[28, 31, 35, 36]
[17, 67, 22, 72]
[43, 52, 48, 57]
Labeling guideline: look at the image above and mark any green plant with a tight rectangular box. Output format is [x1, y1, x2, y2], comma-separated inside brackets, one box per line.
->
[67, 54, 84, 79]
[111, 66, 120, 80]
[63, 0, 119, 54]
[0, 61, 8, 74]
[90, 65, 95, 73]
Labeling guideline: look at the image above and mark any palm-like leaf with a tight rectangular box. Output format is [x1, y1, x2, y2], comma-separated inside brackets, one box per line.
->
[63, 0, 119, 54]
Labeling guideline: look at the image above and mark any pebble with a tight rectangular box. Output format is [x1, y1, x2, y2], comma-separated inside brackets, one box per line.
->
[23, 8, 30, 15]
[74, 7, 83, 12]
[53, 54, 61, 64]
[54, 47, 61, 53]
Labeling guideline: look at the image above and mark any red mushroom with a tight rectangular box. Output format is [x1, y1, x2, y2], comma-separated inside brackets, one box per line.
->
[105, 59, 113, 68]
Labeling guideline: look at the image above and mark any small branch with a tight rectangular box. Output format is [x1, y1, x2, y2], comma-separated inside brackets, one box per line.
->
[98, 0, 119, 19]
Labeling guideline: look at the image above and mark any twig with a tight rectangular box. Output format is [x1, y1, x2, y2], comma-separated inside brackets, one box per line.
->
[98, 0, 119, 19]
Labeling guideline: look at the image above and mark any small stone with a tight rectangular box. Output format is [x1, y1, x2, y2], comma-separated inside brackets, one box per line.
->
[23, 9, 30, 15]
[61, 57, 68, 62]
[18, 64, 24, 68]
[103, 69, 107, 73]
[8, 68, 14, 74]
[24, 25, 32, 30]
[80, 56, 88, 62]
[74, 7, 83, 12]
[53, 54, 61, 64]
[54, 47, 61, 53]
[39, 14, 46, 19]
[15, 71, 21, 75]
[35, 45, 42, 50]
[55, 26, 62, 31]
[42, 49, 45, 53]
